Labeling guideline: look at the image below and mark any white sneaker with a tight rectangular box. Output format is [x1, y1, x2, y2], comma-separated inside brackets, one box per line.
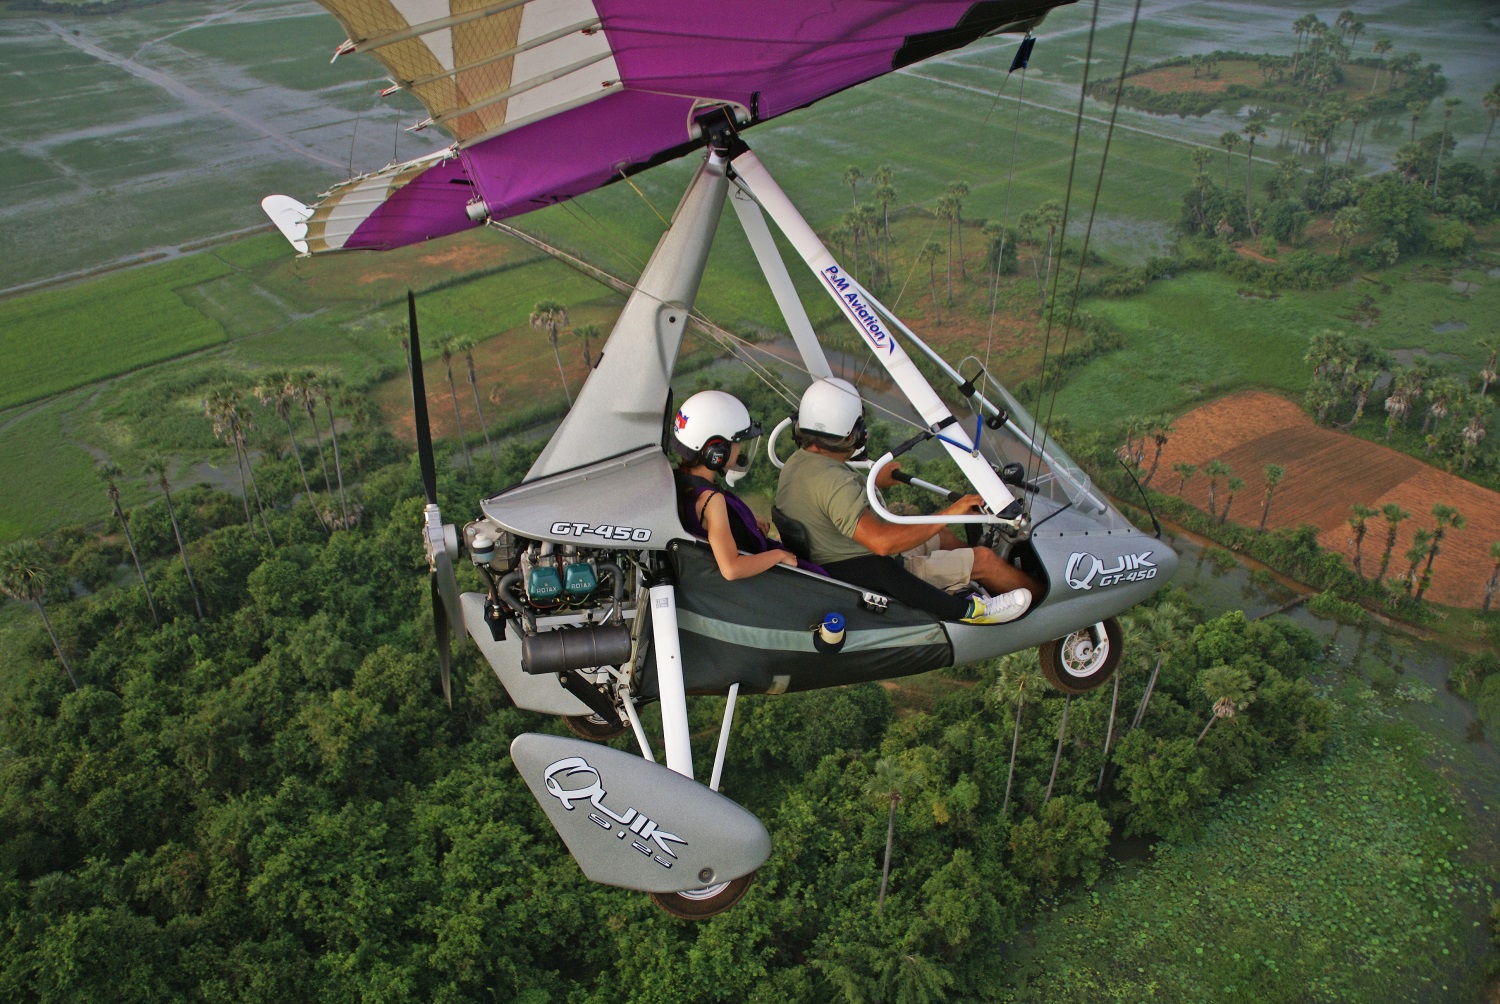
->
[960, 589, 1031, 625]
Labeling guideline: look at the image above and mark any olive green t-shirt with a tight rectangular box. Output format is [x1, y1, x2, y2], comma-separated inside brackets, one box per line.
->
[775, 448, 876, 565]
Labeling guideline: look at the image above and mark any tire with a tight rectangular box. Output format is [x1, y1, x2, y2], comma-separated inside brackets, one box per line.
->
[649, 871, 756, 920]
[1038, 617, 1123, 694]
[562, 713, 628, 741]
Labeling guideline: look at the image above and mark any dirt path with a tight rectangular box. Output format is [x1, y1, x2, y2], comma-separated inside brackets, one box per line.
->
[1154, 391, 1500, 609]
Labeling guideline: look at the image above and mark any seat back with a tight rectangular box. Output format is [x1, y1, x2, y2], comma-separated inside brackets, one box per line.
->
[771, 506, 813, 561]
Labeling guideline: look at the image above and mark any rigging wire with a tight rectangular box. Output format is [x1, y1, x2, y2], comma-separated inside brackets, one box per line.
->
[981, 46, 1031, 382]
[1021, 0, 1102, 492]
[1034, 0, 1144, 487]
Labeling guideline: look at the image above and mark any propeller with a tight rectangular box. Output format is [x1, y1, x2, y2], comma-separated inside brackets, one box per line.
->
[408, 289, 467, 707]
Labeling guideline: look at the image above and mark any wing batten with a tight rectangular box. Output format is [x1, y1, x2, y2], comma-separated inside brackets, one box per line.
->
[270, 0, 1077, 255]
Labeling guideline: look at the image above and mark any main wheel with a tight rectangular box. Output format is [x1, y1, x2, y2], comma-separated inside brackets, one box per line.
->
[562, 713, 628, 741]
[1038, 618, 1123, 694]
[649, 872, 756, 920]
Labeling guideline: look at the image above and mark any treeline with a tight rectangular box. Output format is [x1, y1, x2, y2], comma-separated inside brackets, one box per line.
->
[0, 393, 1343, 998]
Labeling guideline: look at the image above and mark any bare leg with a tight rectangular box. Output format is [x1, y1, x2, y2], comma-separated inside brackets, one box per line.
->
[970, 547, 1041, 595]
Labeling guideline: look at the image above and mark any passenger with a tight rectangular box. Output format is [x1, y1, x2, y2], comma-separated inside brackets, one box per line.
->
[775, 378, 1035, 624]
[672, 390, 810, 580]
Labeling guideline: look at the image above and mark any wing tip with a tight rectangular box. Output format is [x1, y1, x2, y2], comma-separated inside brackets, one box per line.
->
[261, 194, 312, 254]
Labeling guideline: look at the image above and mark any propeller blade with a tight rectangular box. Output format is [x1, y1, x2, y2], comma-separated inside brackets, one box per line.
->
[433, 545, 468, 652]
[431, 577, 452, 708]
[408, 290, 438, 507]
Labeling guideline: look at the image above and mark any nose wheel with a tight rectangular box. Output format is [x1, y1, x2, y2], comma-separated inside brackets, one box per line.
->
[1039, 617, 1122, 694]
[650, 871, 757, 920]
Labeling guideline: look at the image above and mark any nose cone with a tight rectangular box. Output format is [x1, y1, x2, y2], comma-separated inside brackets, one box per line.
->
[1150, 537, 1180, 588]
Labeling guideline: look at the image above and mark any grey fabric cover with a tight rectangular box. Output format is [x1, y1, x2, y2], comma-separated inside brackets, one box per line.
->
[638, 541, 953, 697]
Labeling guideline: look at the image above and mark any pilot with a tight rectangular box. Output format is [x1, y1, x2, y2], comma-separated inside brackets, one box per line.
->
[774, 377, 1034, 624]
[672, 390, 816, 580]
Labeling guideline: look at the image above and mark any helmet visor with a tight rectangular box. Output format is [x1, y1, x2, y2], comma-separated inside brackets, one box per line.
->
[724, 420, 762, 486]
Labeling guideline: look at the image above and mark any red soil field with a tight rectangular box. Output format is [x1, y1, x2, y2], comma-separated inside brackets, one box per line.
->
[1153, 392, 1500, 609]
[1129, 60, 1263, 95]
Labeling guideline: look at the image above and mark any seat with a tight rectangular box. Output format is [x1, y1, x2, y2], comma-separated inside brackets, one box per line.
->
[771, 506, 813, 562]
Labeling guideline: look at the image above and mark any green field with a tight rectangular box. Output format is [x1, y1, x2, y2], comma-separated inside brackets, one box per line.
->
[1052, 258, 1500, 432]
[1002, 690, 1489, 1001]
[0, 254, 235, 410]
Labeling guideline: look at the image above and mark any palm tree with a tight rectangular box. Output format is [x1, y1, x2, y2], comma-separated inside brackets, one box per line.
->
[204, 386, 274, 544]
[1434, 98, 1461, 197]
[1129, 602, 1190, 735]
[1242, 120, 1266, 230]
[1258, 464, 1286, 530]
[873, 168, 896, 276]
[96, 461, 159, 626]
[1017, 208, 1046, 298]
[1195, 666, 1255, 747]
[143, 456, 202, 618]
[576, 322, 601, 371]
[1037, 200, 1064, 307]
[1376, 504, 1409, 582]
[1291, 14, 1317, 77]
[1369, 38, 1393, 95]
[862, 758, 922, 913]
[947, 180, 969, 279]
[254, 371, 327, 534]
[436, 338, 473, 473]
[992, 661, 1046, 815]
[1416, 505, 1465, 601]
[1407, 101, 1425, 144]
[1219, 477, 1244, 524]
[1333, 206, 1362, 257]
[1204, 459, 1231, 515]
[1461, 404, 1489, 470]
[1096, 668, 1123, 795]
[1477, 337, 1498, 399]
[389, 320, 412, 383]
[317, 376, 350, 528]
[1402, 527, 1433, 595]
[294, 372, 337, 504]
[1219, 132, 1240, 190]
[1143, 416, 1175, 486]
[1190, 146, 1212, 179]
[457, 336, 496, 464]
[0, 540, 78, 689]
[936, 194, 960, 303]
[1422, 377, 1461, 436]
[1482, 541, 1500, 613]
[204, 385, 252, 529]
[530, 300, 572, 405]
[1042, 695, 1071, 807]
[1482, 83, 1500, 165]
[919, 242, 944, 325]
[842, 165, 863, 207]
[1347, 503, 1375, 579]
[1161, 462, 1193, 500]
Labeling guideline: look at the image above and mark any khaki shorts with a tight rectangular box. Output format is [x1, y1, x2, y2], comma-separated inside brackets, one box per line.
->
[901, 535, 974, 593]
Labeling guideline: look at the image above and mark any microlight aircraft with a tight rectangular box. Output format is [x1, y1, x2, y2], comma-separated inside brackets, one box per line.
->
[264, 0, 1177, 917]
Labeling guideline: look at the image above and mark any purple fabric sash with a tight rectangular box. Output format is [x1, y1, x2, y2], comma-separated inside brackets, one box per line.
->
[676, 472, 824, 575]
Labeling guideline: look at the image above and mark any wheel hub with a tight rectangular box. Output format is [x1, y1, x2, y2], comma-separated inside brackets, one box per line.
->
[1061, 628, 1107, 678]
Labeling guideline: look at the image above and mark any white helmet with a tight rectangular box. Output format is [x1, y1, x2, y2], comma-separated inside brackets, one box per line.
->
[795, 377, 867, 455]
[672, 390, 762, 483]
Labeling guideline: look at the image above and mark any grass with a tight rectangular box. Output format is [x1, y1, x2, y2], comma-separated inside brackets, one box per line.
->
[0, 392, 120, 542]
[999, 692, 1490, 1002]
[0, 254, 234, 410]
[1051, 272, 1320, 428]
[1050, 250, 1500, 433]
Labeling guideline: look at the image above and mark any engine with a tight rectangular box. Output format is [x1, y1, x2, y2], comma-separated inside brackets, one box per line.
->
[464, 521, 637, 679]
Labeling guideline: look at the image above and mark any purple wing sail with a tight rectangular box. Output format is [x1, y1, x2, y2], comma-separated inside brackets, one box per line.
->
[272, 0, 1072, 254]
